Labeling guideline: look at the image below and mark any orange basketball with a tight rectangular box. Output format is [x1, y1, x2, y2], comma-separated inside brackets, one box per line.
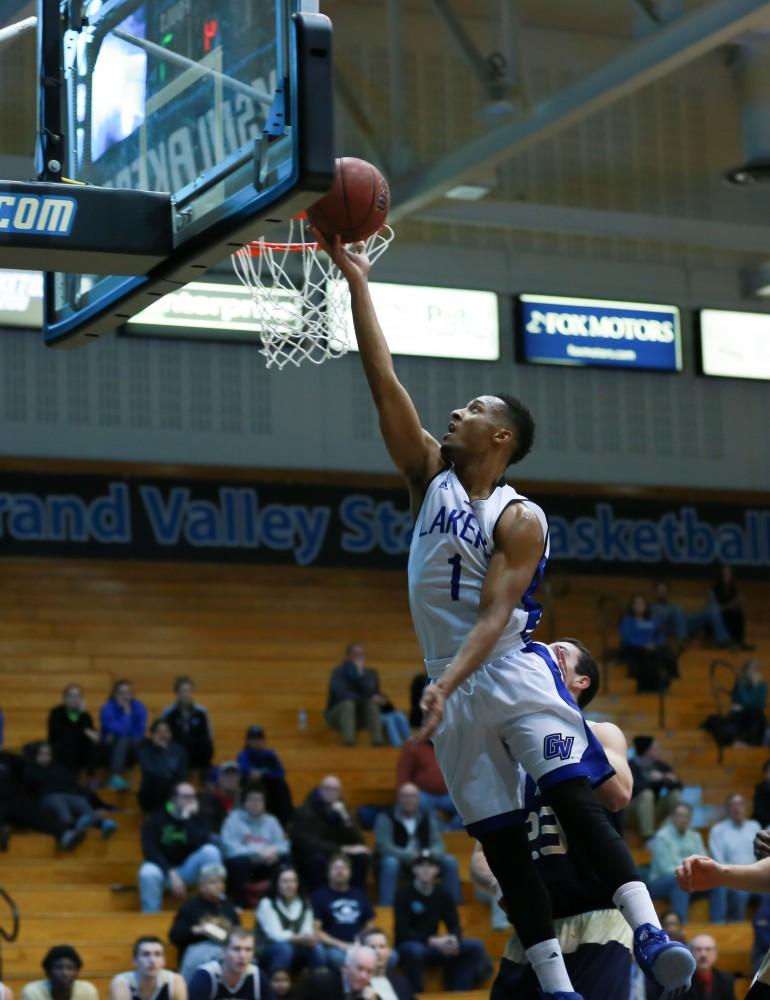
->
[307, 157, 390, 243]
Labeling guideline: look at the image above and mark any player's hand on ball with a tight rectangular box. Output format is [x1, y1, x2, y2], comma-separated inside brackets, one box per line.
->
[313, 231, 371, 282]
[675, 855, 721, 891]
[416, 683, 446, 741]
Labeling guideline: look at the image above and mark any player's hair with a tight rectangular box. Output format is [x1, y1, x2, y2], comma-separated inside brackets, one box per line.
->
[42, 945, 82, 973]
[133, 935, 164, 957]
[224, 926, 253, 949]
[494, 393, 535, 466]
[559, 637, 600, 708]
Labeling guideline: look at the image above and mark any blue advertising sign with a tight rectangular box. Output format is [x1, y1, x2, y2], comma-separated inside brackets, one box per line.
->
[517, 294, 682, 371]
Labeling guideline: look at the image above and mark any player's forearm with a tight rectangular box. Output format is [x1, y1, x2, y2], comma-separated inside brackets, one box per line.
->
[438, 608, 510, 696]
[718, 858, 770, 891]
[348, 277, 399, 401]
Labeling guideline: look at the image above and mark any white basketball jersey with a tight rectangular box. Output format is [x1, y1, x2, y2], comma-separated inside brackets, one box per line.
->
[407, 467, 549, 666]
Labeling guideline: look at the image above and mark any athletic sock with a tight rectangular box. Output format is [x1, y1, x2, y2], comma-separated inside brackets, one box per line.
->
[525, 938, 574, 994]
[613, 880, 662, 930]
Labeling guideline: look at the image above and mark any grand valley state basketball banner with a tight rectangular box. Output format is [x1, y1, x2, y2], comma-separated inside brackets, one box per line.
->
[0, 471, 768, 577]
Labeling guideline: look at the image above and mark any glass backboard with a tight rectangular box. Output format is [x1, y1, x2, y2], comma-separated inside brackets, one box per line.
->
[42, 0, 333, 346]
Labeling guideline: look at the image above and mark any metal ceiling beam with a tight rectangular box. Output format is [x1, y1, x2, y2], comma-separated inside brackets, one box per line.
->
[412, 199, 770, 254]
[390, 0, 770, 222]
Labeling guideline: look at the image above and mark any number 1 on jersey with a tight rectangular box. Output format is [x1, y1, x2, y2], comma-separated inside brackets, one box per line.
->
[447, 554, 462, 601]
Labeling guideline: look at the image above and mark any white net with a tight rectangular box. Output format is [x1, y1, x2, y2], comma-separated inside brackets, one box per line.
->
[231, 218, 394, 370]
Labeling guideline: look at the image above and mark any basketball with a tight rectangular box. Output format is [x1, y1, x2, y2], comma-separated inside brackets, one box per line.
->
[306, 157, 390, 243]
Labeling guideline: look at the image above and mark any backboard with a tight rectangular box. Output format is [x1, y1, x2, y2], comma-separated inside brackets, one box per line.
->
[38, 0, 334, 346]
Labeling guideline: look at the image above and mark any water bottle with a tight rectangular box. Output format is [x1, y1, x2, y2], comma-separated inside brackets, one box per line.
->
[298, 708, 308, 732]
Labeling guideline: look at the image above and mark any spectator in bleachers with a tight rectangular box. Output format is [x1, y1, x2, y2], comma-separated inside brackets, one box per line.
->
[236, 726, 292, 825]
[647, 803, 724, 923]
[298, 944, 377, 1000]
[169, 862, 240, 982]
[627, 736, 683, 840]
[708, 793, 761, 921]
[324, 643, 385, 747]
[360, 927, 415, 1000]
[255, 866, 325, 975]
[0, 748, 23, 851]
[221, 787, 290, 906]
[161, 677, 214, 779]
[100, 679, 148, 791]
[268, 970, 294, 999]
[710, 565, 752, 651]
[394, 850, 489, 993]
[374, 783, 460, 905]
[650, 582, 733, 649]
[47, 684, 99, 775]
[730, 658, 767, 746]
[681, 934, 736, 1000]
[290, 775, 369, 889]
[21, 946, 97, 1000]
[24, 741, 117, 850]
[198, 762, 242, 833]
[395, 738, 462, 830]
[619, 595, 679, 692]
[138, 780, 223, 913]
[187, 928, 271, 1000]
[109, 935, 186, 1000]
[136, 719, 189, 812]
[311, 854, 375, 969]
[752, 759, 770, 827]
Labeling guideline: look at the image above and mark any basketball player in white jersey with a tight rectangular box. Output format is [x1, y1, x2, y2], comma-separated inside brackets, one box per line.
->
[110, 937, 186, 1000]
[321, 234, 695, 1000]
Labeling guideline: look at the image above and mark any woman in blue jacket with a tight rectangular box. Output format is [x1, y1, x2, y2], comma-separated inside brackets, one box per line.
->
[99, 679, 148, 790]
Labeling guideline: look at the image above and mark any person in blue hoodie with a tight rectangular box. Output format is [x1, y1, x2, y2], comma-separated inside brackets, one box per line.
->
[99, 679, 148, 791]
[236, 726, 292, 825]
[619, 595, 679, 693]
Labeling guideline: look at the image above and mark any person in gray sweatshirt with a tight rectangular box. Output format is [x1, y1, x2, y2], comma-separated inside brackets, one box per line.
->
[221, 787, 290, 905]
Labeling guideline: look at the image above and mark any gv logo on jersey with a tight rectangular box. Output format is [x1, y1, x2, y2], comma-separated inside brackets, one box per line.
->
[543, 733, 575, 760]
[0, 193, 77, 235]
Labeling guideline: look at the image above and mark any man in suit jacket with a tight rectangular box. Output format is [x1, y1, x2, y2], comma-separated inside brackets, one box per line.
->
[360, 928, 415, 1000]
[680, 935, 735, 1000]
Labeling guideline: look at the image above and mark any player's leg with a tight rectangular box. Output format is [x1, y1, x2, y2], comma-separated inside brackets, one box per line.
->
[431, 683, 582, 999]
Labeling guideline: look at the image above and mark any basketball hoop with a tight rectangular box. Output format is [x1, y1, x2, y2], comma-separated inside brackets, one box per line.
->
[231, 217, 394, 370]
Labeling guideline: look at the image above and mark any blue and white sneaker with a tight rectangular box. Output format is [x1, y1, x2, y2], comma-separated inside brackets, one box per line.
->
[537, 992, 584, 1000]
[634, 923, 696, 999]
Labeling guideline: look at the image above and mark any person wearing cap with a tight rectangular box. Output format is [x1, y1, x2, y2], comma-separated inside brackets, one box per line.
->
[169, 863, 241, 982]
[236, 726, 292, 825]
[627, 736, 683, 840]
[21, 946, 98, 1000]
[394, 850, 488, 992]
[220, 787, 290, 906]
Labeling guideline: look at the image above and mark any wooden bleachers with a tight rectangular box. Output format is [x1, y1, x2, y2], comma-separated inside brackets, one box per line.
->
[0, 557, 768, 995]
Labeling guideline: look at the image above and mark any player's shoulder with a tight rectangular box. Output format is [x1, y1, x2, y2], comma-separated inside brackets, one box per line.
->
[587, 720, 628, 753]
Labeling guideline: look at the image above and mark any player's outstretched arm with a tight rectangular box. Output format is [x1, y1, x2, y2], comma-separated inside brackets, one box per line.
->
[318, 234, 443, 489]
[419, 504, 544, 737]
[676, 854, 770, 893]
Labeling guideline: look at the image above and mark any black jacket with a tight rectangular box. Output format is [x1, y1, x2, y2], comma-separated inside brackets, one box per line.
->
[136, 740, 189, 811]
[161, 704, 214, 768]
[290, 789, 364, 861]
[394, 882, 461, 944]
[47, 705, 97, 770]
[169, 893, 240, 957]
[682, 969, 736, 1000]
[141, 808, 212, 872]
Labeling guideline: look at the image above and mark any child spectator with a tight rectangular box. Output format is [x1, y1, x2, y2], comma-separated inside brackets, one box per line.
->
[236, 727, 292, 825]
[99, 679, 148, 791]
[161, 677, 214, 778]
[221, 788, 289, 906]
[48, 684, 99, 774]
[136, 719, 188, 812]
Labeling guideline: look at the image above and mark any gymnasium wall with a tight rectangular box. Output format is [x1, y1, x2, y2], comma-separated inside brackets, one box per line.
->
[0, 18, 768, 490]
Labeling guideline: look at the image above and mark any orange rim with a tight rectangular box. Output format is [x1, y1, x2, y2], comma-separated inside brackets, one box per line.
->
[242, 240, 319, 256]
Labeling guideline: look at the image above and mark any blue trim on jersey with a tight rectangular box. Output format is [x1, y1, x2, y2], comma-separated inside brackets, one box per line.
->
[465, 807, 529, 836]
[525, 642, 615, 791]
[518, 529, 549, 642]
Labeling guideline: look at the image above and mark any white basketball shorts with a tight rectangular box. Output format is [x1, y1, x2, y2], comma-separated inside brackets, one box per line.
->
[429, 640, 614, 833]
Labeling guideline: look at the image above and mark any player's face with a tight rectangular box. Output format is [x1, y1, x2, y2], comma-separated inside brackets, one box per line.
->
[223, 937, 253, 974]
[441, 396, 511, 464]
[135, 944, 165, 977]
[551, 642, 583, 696]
